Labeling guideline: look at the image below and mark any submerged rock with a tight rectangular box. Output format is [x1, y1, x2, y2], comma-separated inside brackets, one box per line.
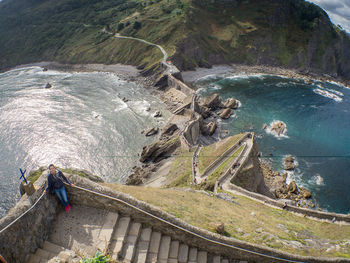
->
[44, 83, 52, 89]
[144, 127, 159, 137]
[153, 111, 162, 118]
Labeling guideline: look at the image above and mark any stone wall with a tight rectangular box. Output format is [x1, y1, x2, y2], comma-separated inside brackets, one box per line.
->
[168, 74, 194, 97]
[0, 172, 59, 263]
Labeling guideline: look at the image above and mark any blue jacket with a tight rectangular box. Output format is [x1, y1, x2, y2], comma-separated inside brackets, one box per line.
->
[46, 170, 71, 191]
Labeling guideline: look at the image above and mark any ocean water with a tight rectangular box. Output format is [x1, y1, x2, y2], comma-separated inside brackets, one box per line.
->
[0, 67, 169, 218]
[195, 74, 350, 214]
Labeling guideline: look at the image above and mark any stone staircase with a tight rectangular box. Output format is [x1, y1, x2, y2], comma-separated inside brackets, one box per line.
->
[27, 241, 79, 263]
[27, 207, 249, 263]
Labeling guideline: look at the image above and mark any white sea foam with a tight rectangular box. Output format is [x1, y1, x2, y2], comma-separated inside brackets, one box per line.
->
[309, 174, 325, 186]
[313, 88, 343, 102]
[265, 120, 289, 139]
[195, 74, 221, 82]
[129, 100, 152, 116]
[114, 102, 128, 112]
[226, 73, 267, 81]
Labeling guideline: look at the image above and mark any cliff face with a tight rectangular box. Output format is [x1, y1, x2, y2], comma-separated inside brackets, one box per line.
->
[172, 0, 350, 81]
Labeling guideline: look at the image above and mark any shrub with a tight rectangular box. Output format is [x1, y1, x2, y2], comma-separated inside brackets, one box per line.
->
[117, 22, 124, 32]
[133, 21, 142, 30]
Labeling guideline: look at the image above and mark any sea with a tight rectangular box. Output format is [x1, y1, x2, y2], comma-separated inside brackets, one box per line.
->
[195, 73, 350, 214]
[0, 66, 170, 218]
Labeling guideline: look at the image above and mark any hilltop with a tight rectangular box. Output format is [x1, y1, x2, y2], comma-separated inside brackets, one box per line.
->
[1, 0, 350, 81]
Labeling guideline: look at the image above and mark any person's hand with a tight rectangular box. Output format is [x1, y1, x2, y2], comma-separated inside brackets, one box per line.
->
[70, 183, 75, 187]
[43, 190, 46, 194]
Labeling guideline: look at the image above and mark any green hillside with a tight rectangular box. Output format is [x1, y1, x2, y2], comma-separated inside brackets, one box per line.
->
[1, 0, 350, 79]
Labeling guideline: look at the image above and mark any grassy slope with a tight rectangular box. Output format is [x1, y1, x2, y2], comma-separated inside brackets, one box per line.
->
[0, 0, 187, 71]
[104, 183, 350, 258]
[1, 0, 345, 73]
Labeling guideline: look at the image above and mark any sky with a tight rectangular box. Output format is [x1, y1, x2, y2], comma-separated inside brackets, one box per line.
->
[308, 0, 350, 32]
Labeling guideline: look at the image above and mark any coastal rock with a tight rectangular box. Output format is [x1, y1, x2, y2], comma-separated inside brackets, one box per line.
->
[44, 83, 52, 89]
[140, 135, 180, 163]
[219, 108, 232, 119]
[122, 97, 129, 102]
[288, 181, 298, 193]
[262, 124, 267, 130]
[144, 127, 159, 137]
[269, 121, 287, 137]
[153, 111, 162, 118]
[199, 106, 212, 119]
[161, 123, 178, 137]
[223, 98, 240, 109]
[201, 121, 217, 136]
[201, 93, 223, 110]
[283, 155, 295, 170]
[300, 188, 312, 199]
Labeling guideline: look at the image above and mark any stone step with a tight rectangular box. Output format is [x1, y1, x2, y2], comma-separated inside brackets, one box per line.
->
[188, 247, 198, 263]
[42, 240, 66, 254]
[97, 211, 119, 251]
[134, 228, 152, 263]
[34, 248, 52, 261]
[158, 235, 171, 263]
[168, 240, 179, 263]
[110, 216, 131, 260]
[178, 244, 189, 263]
[221, 259, 229, 263]
[197, 251, 207, 263]
[121, 222, 142, 262]
[213, 255, 221, 263]
[146, 231, 162, 263]
[27, 254, 42, 263]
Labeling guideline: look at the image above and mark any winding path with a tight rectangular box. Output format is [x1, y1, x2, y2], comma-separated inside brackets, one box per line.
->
[194, 133, 253, 185]
[115, 33, 178, 74]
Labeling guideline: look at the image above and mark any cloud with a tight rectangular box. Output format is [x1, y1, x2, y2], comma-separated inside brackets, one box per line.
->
[307, 0, 350, 32]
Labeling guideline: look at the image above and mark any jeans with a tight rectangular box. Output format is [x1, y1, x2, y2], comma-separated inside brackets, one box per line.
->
[55, 187, 69, 207]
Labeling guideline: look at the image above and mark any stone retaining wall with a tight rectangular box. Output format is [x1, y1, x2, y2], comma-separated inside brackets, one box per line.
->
[227, 182, 350, 224]
[0, 173, 59, 263]
[168, 74, 194, 97]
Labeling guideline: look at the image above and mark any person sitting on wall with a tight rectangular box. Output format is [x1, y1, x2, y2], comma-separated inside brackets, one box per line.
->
[43, 164, 75, 212]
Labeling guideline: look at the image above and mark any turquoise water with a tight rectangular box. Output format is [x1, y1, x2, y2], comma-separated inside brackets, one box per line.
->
[0, 67, 169, 218]
[196, 74, 350, 214]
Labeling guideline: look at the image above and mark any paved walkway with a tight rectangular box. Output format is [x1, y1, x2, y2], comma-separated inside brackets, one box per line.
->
[194, 134, 253, 185]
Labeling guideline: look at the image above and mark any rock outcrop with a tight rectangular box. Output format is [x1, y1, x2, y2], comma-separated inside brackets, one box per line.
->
[44, 83, 52, 89]
[218, 108, 232, 119]
[283, 155, 296, 170]
[140, 135, 180, 163]
[201, 93, 223, 110]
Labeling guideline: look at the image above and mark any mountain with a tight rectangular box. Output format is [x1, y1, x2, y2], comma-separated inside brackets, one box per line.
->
[1, 0, 350, 80]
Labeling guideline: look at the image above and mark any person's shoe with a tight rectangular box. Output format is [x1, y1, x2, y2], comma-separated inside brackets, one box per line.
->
[65, 204, 71, 212]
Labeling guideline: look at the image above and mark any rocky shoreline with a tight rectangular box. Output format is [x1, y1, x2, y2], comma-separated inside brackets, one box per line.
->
[182, 63, 350, 88]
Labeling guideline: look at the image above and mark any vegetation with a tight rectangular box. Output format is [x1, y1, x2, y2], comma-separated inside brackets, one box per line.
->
[198, 133, 244, 173]
[0, 0, 345, 74]
[81, 251, 112, 263]
[104, 183, 350, 258]
[166, 148, 193, 187]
